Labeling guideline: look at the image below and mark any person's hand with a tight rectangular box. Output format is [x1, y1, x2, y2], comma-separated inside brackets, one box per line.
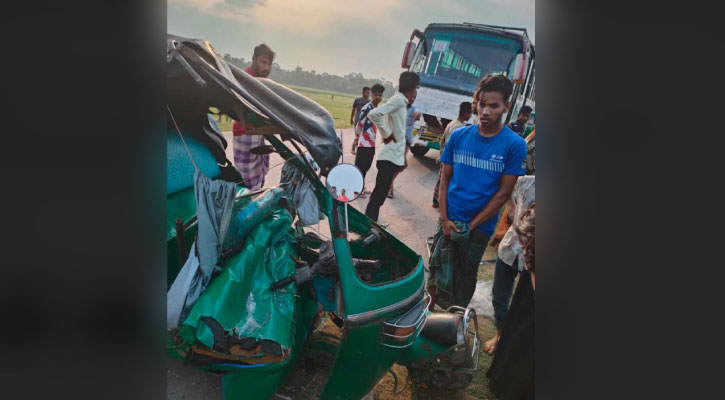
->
[441, 219, 460, 239]
[383, 135, 397, 144]
[414, 111, 422, 120]
[350, 119, 354, 125]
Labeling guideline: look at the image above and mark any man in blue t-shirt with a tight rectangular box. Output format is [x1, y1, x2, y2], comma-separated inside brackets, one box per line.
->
[428, 74, 527, 309]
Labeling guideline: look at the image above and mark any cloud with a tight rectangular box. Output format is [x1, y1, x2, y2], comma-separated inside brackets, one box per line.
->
[169, 0, 266, 17]
[213, 0, 268, 16]
[169, 0, 535, 82]
[246, 0, 408, 38]
[172, 0, 414, 37]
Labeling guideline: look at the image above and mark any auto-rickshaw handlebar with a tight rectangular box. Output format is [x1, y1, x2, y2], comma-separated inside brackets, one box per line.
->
[269, 241, 338, 290]
[362, 227, 382, 248]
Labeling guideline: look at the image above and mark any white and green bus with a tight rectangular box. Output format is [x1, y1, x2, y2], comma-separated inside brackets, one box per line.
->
[400, 23, 535, 157]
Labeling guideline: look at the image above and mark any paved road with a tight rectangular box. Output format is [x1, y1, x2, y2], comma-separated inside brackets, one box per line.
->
[168, 128, 444, 399]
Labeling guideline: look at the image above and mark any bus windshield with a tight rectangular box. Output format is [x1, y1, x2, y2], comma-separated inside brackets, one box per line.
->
[410, 28, 523, 95]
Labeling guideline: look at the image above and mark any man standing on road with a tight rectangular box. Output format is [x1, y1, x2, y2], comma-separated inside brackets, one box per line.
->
[507, 105, 532, 137]
[354, 84, 385, 186]
[363, 71, 419, 222]
[433, 101, 472, 208]
[428, 74, 527, 309]
[350, 86, 371, 153]
[387, 102, 422, 198]
[232, 44, 280, 190]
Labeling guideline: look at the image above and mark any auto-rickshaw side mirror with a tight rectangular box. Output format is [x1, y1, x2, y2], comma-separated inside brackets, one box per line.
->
[325, 163, 364, 203]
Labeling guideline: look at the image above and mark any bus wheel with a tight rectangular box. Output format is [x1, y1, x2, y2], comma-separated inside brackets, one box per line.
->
[410, 146, 429, 157]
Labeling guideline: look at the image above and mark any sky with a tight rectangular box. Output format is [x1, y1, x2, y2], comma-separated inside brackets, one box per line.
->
[168, 0, 535, 84]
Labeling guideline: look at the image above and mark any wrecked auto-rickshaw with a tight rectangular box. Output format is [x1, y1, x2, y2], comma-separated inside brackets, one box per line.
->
[165, 34, 481, 399]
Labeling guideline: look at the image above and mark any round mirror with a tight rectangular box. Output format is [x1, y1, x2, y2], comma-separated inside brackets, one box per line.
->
[326, 163, 364, 202]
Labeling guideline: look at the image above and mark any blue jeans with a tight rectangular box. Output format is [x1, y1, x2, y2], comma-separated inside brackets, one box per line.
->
[492, 256, 519, 329]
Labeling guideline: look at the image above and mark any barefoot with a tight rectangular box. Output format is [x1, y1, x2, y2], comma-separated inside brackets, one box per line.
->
[484, 334, 500, 354]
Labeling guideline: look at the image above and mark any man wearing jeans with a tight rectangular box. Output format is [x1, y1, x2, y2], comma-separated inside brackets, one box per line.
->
[429, 74, 527, 309]
[364, 71, 419, 222]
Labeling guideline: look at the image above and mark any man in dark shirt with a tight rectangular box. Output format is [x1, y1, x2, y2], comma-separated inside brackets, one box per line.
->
[507, 105, 532, 137]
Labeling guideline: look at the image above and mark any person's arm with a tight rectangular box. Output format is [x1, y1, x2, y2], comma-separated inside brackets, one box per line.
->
[367, 97, 402, 143]
[437, 130, 459, 238]
[247, 123, 285, 135]
[438, 163, 459, 239]
[469, 175, 519, 232]
[233, 104, 285, 136]
[406, 106, 420, 146]
[350, 101, 358, 125]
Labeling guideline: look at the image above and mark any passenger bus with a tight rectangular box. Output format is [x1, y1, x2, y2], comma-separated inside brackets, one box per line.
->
[400, 23, 536, 157]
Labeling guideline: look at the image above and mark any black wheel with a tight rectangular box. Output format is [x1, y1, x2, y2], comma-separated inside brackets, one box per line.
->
[410, 145, 429, 157]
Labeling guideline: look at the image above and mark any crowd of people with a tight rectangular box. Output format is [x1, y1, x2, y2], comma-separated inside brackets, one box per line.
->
[224, 42, 535, 399]
[348, 72, 535, 399]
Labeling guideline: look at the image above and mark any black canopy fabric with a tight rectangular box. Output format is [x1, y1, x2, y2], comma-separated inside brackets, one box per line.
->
[486, 270, 535, 400]
[167, 33, 342, 173]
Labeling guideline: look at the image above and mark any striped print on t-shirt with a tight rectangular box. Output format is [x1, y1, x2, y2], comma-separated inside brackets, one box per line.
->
[355, 102, 377, 148]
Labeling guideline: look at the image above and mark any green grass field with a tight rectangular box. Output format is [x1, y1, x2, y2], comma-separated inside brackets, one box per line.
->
[210, 85, 387, 132]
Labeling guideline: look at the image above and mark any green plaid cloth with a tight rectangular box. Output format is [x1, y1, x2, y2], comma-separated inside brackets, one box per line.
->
[428, 220, 488, 309]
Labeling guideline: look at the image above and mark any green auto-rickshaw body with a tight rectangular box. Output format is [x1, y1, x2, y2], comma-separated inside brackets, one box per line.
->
[166, 33, 478, 400]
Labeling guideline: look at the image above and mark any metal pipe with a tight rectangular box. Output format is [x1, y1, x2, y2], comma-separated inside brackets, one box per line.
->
[173, 53, 207, 88]
[521, 59, 535, 110]
[505, 83, 519, 125]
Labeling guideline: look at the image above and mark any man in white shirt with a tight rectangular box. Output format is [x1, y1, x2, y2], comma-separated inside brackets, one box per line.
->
[364, 71, 420, 222]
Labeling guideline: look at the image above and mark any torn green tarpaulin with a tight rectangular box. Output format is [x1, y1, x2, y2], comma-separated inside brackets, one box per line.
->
[178, 199, 298, 354]
[221, 188, 283, 253]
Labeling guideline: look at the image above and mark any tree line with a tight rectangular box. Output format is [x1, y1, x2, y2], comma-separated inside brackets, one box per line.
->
[222, 54, 396, 96]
